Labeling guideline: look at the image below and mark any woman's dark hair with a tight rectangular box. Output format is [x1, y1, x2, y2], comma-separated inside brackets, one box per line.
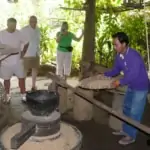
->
[62, 21, 68, 25]
[112, 32, 129, 45]
[62, 21, 68, 28]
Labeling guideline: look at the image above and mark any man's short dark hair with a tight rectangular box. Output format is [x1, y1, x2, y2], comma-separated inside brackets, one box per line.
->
[112, 32, 129, 45]
[7, 18, 17, 23]
[30, 15, 37, 21]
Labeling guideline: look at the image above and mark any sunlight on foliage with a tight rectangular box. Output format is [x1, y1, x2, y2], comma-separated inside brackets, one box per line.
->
[0, 0, 148, 70]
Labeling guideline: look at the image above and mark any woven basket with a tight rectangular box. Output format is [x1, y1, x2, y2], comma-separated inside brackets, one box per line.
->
[78, 74, 115, 90]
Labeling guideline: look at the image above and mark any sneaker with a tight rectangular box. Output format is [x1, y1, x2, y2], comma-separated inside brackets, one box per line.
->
[112, 130, 126, 136]
[21, 94, 26, 103]
[118, 136, 135, 146]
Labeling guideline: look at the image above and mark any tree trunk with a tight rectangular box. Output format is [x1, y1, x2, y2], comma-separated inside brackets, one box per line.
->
[80, 0, 96, 79]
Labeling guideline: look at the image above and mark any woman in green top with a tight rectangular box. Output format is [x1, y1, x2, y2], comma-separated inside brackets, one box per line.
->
[56, 21, 83, 80]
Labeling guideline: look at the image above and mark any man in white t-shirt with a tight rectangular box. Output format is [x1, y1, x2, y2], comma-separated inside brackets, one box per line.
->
[0, 18, 29, 103]
[21, 16, 40, 91]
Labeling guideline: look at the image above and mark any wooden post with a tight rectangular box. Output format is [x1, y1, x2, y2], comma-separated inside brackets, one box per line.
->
[80, 0, 96, 78]
[109, 93, 124, 131]
[73, 88, 93, 121]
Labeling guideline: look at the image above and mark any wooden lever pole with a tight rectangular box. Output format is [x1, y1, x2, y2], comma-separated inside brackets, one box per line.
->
[48, 72, 150, 135]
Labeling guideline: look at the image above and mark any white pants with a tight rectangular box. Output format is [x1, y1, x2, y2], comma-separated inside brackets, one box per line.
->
[56, 50, 72, 77]
[0, 61, 25, 80]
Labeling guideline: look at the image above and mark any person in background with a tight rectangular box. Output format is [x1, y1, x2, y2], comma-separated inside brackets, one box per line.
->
[21, 16, 40, 93]
[104, 32, 149, 145]
[0, 18, 29, 103]
[56, 21, 84, 81]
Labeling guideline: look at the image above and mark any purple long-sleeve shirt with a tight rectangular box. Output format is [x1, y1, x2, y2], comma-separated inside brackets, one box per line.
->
[104, 48, 149, 90]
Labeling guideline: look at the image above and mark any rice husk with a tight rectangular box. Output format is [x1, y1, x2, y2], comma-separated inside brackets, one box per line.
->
[79, 74, 115, 89]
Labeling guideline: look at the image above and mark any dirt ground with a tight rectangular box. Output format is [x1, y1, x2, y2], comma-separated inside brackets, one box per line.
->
[0, 76, 150, 150]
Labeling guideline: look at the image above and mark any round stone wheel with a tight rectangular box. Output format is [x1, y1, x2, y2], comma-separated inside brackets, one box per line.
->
[22, 111, 61, 137]
[0, 122, 82, 150]
[22, 111, 60, 125]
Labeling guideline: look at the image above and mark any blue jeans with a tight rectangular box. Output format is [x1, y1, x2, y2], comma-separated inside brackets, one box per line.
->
[122, 88, 148, 139]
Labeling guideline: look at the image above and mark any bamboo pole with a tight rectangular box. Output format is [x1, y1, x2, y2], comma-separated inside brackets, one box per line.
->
[48, 72, 150, 135]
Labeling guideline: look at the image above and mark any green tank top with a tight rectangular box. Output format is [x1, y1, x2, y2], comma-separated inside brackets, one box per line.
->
[57, 32, 74, 52]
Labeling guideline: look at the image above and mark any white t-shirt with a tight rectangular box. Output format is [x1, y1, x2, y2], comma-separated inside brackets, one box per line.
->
[0, 29, 27, 66]
[21, 25, 40, 57]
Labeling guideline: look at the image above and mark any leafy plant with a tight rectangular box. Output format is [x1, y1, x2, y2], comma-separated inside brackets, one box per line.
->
[39, 25, 57, 64]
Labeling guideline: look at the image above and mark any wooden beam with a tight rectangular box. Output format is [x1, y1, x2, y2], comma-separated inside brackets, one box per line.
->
[59, 7, 85, 11]
[48, 72, 150, 135]
[60, 6, 137, 13]
[60, 1, 150, 13]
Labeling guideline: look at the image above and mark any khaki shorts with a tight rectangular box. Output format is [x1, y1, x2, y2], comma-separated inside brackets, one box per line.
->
[23, 56, 40, 70]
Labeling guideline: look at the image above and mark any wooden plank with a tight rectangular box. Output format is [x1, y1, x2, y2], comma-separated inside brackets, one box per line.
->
[11, 123, 35, 149]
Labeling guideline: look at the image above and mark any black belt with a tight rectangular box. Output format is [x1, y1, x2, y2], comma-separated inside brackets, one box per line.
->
[59, 46, 73, 52]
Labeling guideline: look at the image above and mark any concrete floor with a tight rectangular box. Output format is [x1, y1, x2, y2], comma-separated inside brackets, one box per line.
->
[0, 76, 150, 150]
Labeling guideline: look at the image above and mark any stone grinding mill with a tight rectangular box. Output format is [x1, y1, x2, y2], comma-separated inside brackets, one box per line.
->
[0, 90, 82, 150]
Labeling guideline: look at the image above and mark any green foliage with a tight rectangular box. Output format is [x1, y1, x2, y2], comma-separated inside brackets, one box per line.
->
[95, 11, 147, 67]
[39, 25, 57, 64]
[121, 12, 147, 64]
[120, 12, 146, 54]
[94, 0, 147, 67]
[95, 13, 121, 67]
[0, 0, 148, 71]
[64, 0, 84, 8]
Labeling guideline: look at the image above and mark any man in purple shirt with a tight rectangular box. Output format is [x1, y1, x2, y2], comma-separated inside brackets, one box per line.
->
[104, 32, 149, 145]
